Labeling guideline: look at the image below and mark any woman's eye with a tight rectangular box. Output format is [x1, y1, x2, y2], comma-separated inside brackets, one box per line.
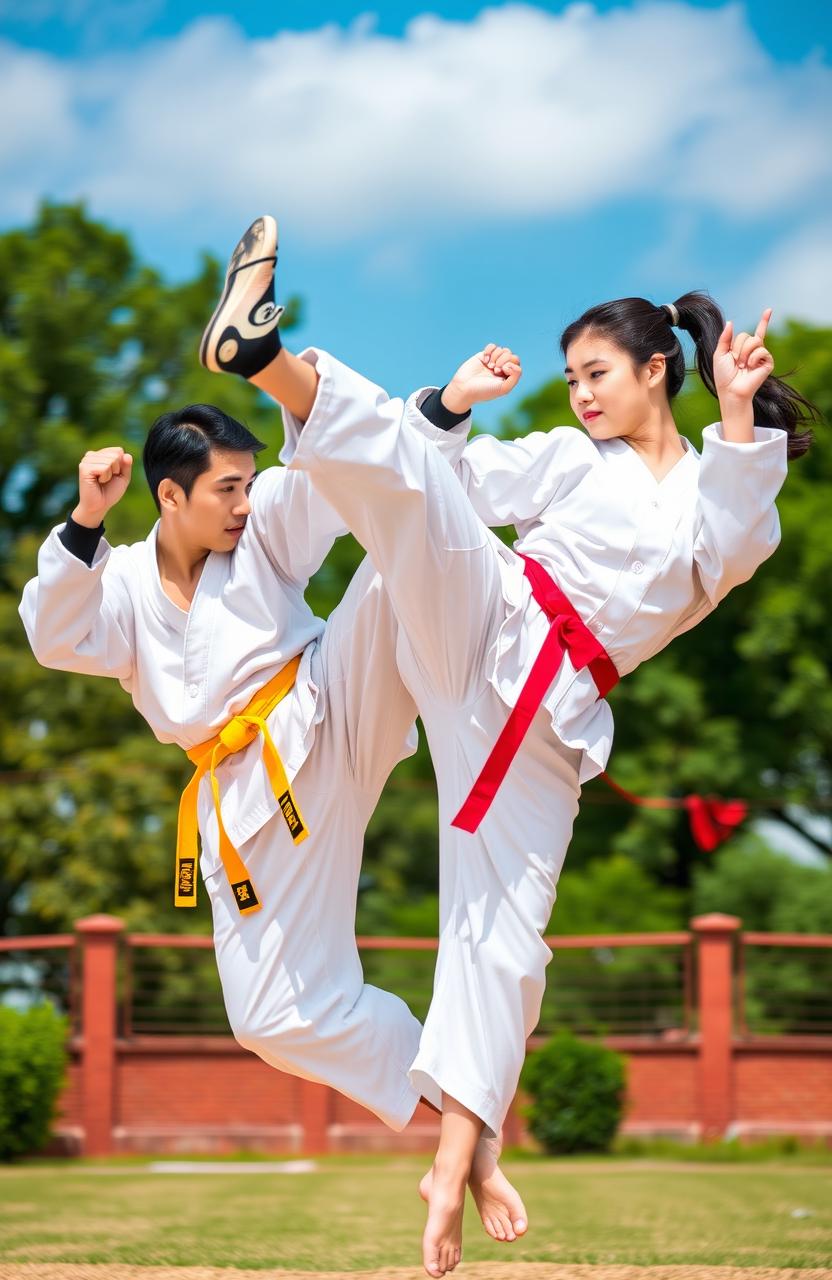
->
[591, 370, 605, 379]
[566, 379, 576, 388]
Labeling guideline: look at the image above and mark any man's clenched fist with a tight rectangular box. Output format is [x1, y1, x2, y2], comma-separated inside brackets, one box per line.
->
[72, 447, 133, 528]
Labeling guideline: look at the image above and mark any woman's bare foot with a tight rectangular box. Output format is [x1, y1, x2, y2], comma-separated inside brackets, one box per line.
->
[421, 1160, 465, 1277]
[420, 1096, 482, 1276]
[469, 1131, 528, 1241]
[419, 1130, 528, 1244]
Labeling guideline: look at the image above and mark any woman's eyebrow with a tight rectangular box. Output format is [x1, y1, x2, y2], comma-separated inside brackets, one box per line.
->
[564, 358, 607, 374]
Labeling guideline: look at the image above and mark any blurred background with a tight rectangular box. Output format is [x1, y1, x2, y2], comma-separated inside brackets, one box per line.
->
[0, 0, 831, 1163]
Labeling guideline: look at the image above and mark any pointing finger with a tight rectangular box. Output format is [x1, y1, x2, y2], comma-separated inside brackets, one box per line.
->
[755, 308, 772, 341]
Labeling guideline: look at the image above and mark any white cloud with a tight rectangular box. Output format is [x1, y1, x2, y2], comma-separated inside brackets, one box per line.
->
[729, 222, 832, 326]
[0, 4, 830, 240]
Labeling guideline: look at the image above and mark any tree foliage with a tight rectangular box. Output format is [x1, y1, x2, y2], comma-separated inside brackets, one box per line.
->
[1, 203, 830, 947]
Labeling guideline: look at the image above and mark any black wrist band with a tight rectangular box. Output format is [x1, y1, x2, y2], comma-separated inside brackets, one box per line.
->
[421, 386, 470, 432]
[59, 514, 105, 567]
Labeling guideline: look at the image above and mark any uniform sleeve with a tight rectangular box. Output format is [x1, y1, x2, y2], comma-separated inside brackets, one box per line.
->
[247, 463, 348, 588]
[403, 388, 473, 468]
[442, 428, 584, 527]
[19, 527, 135, 680]
[692, 423, 788, 605]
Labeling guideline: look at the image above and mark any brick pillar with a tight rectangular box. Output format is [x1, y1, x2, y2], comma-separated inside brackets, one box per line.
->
[693, 912, 740, 1139]
[76, 914, 123, 1156]
[300, 1079, 330, 1155]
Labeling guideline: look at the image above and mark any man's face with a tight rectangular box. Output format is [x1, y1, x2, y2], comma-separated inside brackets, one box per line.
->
[160, 448, 257, 554]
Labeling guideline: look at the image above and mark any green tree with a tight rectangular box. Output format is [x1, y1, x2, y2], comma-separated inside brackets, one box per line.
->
[2, 202, 830, 956]
[0, 202, 312, 938]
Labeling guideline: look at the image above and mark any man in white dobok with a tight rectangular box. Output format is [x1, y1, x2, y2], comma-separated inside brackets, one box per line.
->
[20, 218, 528, 1265]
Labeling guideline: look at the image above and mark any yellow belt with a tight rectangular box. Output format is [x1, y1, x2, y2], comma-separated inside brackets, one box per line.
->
[175, 655, 308, 916]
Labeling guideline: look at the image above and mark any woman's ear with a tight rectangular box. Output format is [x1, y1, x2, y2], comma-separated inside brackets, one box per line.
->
[646, 352, 667, 389]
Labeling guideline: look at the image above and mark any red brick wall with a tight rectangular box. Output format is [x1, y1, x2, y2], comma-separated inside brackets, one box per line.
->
[32, 917, 832, 1155]
[619, 1048, 699, 1131]
[734, 1047, 832, 1137]
[50, 1035, 831, 1154]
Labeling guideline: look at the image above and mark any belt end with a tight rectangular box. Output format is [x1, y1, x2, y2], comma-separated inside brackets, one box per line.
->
[231, 878, 260, 913]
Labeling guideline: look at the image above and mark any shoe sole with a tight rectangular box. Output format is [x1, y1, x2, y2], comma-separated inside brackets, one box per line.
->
[199, 215, 278, 372]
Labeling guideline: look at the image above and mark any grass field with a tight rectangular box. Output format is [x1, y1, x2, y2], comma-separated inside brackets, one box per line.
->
[0, 1155, 830, 1274]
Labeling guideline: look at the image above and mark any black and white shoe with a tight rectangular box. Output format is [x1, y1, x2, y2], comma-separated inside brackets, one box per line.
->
[199, 216, 283, 378]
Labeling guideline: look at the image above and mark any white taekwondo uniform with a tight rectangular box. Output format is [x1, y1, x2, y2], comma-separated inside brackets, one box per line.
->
[281, 347, 788, 1136]
[19, 454, 452, 1130]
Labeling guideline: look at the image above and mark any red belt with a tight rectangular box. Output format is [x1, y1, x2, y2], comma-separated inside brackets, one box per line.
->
[451, 554, 619, 834]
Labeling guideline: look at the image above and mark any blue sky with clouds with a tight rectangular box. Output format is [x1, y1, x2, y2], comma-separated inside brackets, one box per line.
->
[1, 1, 829, 421]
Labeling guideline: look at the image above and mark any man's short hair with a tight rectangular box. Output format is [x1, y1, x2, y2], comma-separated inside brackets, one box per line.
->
[143, 404, 266, 511]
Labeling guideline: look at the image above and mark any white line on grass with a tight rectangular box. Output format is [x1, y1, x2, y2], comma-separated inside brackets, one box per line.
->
[147, 1160, 317, 1174]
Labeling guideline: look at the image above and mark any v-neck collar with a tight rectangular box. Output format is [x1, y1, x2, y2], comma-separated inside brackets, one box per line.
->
[599, 434, 698, 493]
[146, 522, 220, 632]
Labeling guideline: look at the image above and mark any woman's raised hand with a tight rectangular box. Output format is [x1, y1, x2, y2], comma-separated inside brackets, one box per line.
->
[713, 309, 774, 404]
[442, 344, 523, 414]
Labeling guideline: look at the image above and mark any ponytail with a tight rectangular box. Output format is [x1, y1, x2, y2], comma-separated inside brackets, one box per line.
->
[672, 291, 817, 459]
[561, 291, 820, 459]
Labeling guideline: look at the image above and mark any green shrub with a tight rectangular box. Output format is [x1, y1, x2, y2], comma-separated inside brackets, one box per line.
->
[520, 1029, 625, 1154]
[0, 1004, 68, 1161]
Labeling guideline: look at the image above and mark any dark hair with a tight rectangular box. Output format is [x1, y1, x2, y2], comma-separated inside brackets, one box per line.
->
[143, 404, 266, 510]
[560, 292, 819, 459]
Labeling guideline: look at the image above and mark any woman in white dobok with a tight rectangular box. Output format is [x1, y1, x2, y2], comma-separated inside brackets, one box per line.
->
[202, 215, 816, 1278]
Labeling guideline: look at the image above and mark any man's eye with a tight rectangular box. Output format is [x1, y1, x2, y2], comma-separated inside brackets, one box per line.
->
[221, 486, 234, 492]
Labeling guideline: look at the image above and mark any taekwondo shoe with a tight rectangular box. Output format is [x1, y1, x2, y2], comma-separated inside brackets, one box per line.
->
[199, 215, 283, 378]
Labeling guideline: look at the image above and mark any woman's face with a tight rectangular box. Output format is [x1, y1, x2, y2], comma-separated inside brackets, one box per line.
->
[565, 330, 665, 440]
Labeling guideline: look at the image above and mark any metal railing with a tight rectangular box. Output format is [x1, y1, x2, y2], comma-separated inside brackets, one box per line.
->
[738, 932, 832, 1036]
[0, 934, 78, 1030]
[118, 929, 694, 1041]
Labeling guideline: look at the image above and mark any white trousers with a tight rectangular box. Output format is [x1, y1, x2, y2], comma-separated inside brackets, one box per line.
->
[285, 352, 581, 1136]
[202, 556, 429, 1131]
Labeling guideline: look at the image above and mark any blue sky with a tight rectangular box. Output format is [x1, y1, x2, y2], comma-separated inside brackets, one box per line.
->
[1, 1, 830, 422]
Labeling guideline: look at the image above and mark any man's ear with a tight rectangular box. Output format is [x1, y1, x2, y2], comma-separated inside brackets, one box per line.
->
[157, 478, 182, 513]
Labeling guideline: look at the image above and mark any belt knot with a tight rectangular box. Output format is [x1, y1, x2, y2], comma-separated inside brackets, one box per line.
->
[219, 716, 258, 754]
[175, 656, 306, 916]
